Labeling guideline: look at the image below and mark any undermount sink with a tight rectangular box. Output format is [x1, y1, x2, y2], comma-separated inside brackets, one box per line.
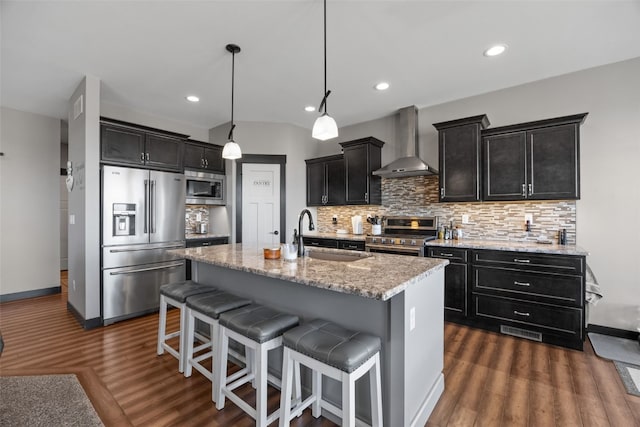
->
[306, 250, 369, 262]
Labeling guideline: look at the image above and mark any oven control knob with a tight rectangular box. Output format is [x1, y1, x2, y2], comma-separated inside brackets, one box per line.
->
[381, 238, 387, 244]
[399, 239, 406, 245]
[410, 239, 417, 246]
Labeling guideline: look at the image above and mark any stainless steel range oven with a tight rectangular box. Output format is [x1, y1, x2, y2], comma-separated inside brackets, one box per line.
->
[365, 216, 438, 256]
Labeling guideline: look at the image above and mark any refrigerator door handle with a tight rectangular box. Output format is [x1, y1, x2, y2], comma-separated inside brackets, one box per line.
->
[109, 262, 184, 276]
[144, 179, 149, 234]
[108, 244, 184, 253]
[150, 180, 156, 234]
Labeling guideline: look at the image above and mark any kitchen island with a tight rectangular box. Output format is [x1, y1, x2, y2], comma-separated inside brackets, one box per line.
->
[170, 244, 448, 427]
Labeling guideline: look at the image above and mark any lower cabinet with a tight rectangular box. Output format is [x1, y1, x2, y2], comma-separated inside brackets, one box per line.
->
[427, 246, 586, 350]
[426, 247, 470, 323]
[185, 237, 229, 280]
[303, 237, 364, 251]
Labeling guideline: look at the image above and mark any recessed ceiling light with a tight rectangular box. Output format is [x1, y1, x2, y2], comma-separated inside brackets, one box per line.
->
[484, 44, 507, 57]
[304, 105, 316, 112]
[186, 95, 200, 102]
[375, 82, 390, 91]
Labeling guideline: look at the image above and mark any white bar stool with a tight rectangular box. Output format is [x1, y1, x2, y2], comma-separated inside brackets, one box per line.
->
[182, 290, 251, 402]
[156, 280, 217, 373]
[215, 304, 302, 427]
[279, 319, 383, 427]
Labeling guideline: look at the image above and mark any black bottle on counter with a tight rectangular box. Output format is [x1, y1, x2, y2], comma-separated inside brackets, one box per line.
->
[559, 229, 567, 245]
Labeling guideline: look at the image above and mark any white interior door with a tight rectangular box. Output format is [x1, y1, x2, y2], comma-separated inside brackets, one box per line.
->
[241, 163, 280, 248]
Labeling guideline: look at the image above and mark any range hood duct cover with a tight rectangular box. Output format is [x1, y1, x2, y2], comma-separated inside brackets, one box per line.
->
[372, 105, 438, 178]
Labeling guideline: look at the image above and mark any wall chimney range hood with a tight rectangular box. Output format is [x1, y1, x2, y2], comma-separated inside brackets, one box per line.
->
[372, 105, 438, 178]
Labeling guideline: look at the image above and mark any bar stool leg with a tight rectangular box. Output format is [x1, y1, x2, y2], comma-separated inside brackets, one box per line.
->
[256, 344, 269, 427]
[210, 321, 220, 404]
[370, 353, 383, 427]
[279, 347, 294, 427]
[183, 308, 195, 377]
[342, 372, 356, 427]
[157, 295, 168, 355]
[311, 369, 322, 417]
[215, 328, 229, 410]
[178, 303, 188, 373]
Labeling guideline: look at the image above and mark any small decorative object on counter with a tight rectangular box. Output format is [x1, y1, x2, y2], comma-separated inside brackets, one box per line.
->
[525, 220, 531, 232]
[558, 228, 567, 245]
[454, 226, 462, 240]
[438, 226, 445, 240]
[264, 247, 281, 259]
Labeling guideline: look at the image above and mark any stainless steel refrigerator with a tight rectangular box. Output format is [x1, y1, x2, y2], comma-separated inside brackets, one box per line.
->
[101, 165, 186, 325]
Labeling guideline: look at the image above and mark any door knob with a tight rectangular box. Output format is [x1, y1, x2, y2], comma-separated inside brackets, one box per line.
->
[273, 230, 279, 235]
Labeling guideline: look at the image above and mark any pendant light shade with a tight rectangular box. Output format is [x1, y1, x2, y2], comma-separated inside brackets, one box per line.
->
[223, 43, 242, 160]
[312, 113, 338, 141]
[312, 0, 338, 141]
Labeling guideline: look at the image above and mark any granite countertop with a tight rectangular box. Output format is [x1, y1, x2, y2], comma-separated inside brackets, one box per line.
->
[302, 231, 366, 241]
[170, 244, 447, 301]
[425, 238, 589, 256]
[185, 233, 230, 241]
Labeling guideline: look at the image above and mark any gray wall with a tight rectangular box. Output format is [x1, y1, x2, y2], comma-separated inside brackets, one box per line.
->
[336, 58, 640, 332]
[209, 121, 320, 243]
[0, 107, 60, 296]
[67, 76, 101, 320]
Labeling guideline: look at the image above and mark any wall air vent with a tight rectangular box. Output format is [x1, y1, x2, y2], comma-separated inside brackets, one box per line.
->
[500, 325, 542, 342]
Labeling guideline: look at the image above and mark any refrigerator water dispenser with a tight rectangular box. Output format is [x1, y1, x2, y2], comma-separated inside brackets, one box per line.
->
[112, 203, 136, 236]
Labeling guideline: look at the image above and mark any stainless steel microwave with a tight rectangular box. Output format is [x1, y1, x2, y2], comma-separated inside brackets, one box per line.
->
[185, 170, 225, 205]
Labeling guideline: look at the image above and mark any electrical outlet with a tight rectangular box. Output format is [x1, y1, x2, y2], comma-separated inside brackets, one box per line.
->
[196, 213, 202, 221]
[524, 213, 533, 224]
[462, 214, 469, 224]
[409, 307, 416, 331]
[332, 215, 338, 224]
[69, 214, 75, 225]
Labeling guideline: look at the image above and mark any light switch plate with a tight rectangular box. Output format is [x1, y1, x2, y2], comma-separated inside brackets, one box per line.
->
[525, 213, 533, 224]
[409, 307, 416, 331]
[462, 214, 469, 224]
[69, 214, 75, 225]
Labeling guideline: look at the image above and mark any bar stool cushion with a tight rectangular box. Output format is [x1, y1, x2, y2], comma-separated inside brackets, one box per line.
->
[283, 319, 381, 373]
[219, 304, 299, 344]
[186, 291, 252, 319]
[160, 280, 215, 303]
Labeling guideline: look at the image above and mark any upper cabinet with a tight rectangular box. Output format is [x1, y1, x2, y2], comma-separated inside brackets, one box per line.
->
[482, 113, 587, 201]
[184, 140, 225, 173]
[340, 137, 384, 205]
[433, 115, 490, 202]
[306, 155, 345, 206]
[100, 119, 186, 172]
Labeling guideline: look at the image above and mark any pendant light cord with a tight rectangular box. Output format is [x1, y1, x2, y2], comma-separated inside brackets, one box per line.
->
[318, 0, 330, 114]
[228, 48, 236, 141]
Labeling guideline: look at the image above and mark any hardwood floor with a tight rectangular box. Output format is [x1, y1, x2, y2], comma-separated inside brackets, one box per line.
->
[1, 274, 639, 426]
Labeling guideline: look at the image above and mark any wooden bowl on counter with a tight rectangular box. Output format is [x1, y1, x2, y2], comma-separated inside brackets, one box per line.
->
[263, 247, 281, 259]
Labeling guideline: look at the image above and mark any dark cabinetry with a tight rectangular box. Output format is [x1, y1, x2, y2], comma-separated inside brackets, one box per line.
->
[482, 113, 587, 201]
[433, 115, 490, 202]
[302, 237, 365, 251]
[340, 137, 384, 205]
[427, 247, 470, 322]
[100, 119, 186, 172]
[305, 155, 345, 206]
[470, 249, 586, 350]
[184, 140, 225, 173]
[185, 237, 229, 280]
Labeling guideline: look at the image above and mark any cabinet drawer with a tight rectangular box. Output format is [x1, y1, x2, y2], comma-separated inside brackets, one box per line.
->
[473, 294, 582, 337]
[472, 250, 584, 275]
[303, 237, 338, 249]
[473, 266, 583, 306]
[338, 240, 365, 251]
[427, 247, 467, 262]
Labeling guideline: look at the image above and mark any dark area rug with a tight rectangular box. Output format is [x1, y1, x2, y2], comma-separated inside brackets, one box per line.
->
[0, 374, 104, 426]
[614, 361, 640, 397]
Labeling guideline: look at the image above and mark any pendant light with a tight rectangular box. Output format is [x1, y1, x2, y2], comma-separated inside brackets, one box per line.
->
[312, 0, 338, 141]
[222, 43, 242, 160]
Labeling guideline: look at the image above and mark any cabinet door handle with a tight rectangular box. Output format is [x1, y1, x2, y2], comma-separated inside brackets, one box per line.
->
[514, 281, 531, 287]
[205, 159, 209, 167]
[364, 192, 368, 202]
[513, 310, 530, 317]
[514, 258, 530, 263]
[440, 188, 445, 198]
[141, 152, 145, 162]
[201, 158, 205, 167]
[440, 253, 454, 257]
[521, 184, 526, 197]
[528, 183, 533, 196]
[146, 152, 150, 161]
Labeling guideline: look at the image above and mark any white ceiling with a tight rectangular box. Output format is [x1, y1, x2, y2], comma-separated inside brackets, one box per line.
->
[2, 1, 640, 132]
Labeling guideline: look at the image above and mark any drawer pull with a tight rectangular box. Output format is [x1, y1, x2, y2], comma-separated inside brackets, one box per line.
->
[309, 242, 320, 246]
[344, 245, 358, 249]
[514, 281, 530, 287]
[513, 310, 530, 317]
[440, 253, 454, 257]
[514, 258, 530, 263]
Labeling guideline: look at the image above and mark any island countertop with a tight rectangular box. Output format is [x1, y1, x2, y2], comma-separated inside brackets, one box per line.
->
[170, 244, 448, 301]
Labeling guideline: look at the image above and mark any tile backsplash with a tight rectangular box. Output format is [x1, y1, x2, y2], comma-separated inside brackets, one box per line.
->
[185, 205, 209, 233]
[316, 175, 576, 244]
